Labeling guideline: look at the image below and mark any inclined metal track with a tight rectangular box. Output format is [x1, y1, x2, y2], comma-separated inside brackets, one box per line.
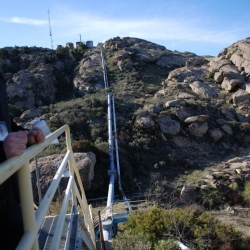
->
[38, 214, 78, 250]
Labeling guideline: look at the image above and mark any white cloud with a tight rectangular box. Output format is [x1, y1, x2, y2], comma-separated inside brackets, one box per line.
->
[52, 10, 246, 46]
[11, 17, 47, 25]
[2, 17, 47, 25]
[36, 4, 250, 52]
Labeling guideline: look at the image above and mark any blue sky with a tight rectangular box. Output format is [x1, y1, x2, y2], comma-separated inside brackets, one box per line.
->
[1, 0, 250, 56]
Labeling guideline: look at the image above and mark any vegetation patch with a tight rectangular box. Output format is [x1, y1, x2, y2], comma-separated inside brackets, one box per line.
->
[114, 206, 248, 250]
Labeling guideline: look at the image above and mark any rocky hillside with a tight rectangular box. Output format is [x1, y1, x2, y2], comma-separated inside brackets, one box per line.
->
[1, 37, 250, 205]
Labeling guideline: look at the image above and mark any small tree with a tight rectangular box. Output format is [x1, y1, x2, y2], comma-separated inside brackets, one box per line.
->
[112, 230, 151, 250]
[122, 206, 244, 249]
[124, 206, 168, 243]
[243, 182, 250, 204]
[155, 239, 181, 250]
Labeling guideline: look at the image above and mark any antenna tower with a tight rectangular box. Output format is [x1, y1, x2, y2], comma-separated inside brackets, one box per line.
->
[48, 9, 54, 50]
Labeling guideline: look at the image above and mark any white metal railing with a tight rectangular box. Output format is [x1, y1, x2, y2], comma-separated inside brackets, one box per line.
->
[0, 124, 96, 250]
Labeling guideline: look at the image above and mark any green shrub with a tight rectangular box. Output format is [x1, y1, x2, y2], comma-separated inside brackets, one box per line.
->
[44, 54, 56, 63]
[243, 182, 250, 204]
[20, 46, 31, 54]
[72, 139, 97, 153]
[69, 48, 85, 61]
[207, 70, 216, 80]
[3, 64, 19, 73]
[134, 108, 148, 116]
[0, 48, 9, 58]
[112, 230, 151, 250]
[37, 143, 66, 158]
[122, 206, 244, 249]
[124, 207, 168, 243]
[48, 117, 64, 132]
[198, 188, 225, 209]
[154, 239, 181, 250]
[9, 93, 23, 103]
[8, 104, 23, 118]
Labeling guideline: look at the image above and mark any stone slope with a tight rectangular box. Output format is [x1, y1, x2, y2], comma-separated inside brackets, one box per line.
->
[1, 37, 250, 201]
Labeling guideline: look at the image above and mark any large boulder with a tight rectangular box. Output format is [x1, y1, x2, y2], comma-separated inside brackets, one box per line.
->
[189, 81, 217, 98]
[157, 115, 180, 135]
[74, 49, 104, 96]
[136, 51, 154, 63]
[232, 89, 250, 105]
[220, 108, 237, 121]
[114, 50, 130, 60]
[167, 67, 208, 82]
[79, 52, 101, 71]
[230, 40, 250, 73]
[188, 122, 208, 137]
[220, 64, 240, 74]
[165, 99, 187, 108]
[209, 129, 223, 141]
[221, 72, 245, 91]
[143, 103, 163, 113]
[184, 115, 209, 124]
[20, 108, 43, 120]
[186, 58, 208, 67]
[117, 59, 134, 72]
[136, 115, 155, 128]
[30, 153, 96, 201]
[209, 59, 231, 71]
[175, 108, 192, 122]
[7, 67, 56, 109]
[221, 124, 233, 135]
[219, 38, 250, 74]
[180, 185, 196, 204]
[156, 54, 187, 68]
[176, 92, 197, 100]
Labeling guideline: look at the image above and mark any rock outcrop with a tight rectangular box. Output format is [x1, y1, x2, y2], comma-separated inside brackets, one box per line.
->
[30, 152, 96, 201]
[1, 36, 250, 198]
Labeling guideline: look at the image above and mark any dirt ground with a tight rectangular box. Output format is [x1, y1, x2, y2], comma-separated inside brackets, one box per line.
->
[211, 208, 250, 238]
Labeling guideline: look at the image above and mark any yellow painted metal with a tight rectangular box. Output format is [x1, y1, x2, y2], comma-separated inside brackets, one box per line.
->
[0, 125, 68, 185]
[74, 182, 96, 245]
[79, 216, 97, 250]
[50, 176, 74, 250]
[17, 162, 39, 250]
[16, 231, 37, 250]
[65, 126, 78, 211]
[66, 126, 96, 246]
[0, 124, 96, 249]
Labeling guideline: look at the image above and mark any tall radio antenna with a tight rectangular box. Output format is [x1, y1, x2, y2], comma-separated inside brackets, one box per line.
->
[48, 9, 54, 50]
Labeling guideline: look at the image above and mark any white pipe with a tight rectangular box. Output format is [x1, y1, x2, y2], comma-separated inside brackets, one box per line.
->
[100, 48, 109, 88]
[106, 93, 115, 209]
[112, 95, 132, 211]
[104, 92, 115, 241]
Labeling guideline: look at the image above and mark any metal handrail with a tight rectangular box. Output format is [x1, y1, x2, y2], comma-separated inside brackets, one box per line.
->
[93, 206, 113, 229]
[0, 124, 96, 250]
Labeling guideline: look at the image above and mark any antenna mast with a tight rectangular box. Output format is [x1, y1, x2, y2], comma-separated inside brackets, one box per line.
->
[48, 9, 54, 50]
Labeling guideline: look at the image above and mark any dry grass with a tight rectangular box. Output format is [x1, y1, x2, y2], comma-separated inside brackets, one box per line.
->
[90, 199, 154, 219]
[211, 207, 250, 238]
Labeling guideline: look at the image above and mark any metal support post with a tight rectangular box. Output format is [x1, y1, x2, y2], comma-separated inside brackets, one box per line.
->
[98, 210, 106, 250]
